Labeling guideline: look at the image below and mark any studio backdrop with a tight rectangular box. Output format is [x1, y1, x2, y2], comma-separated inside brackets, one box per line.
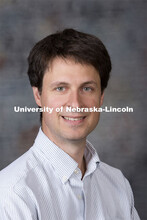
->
[0, 0, 146, 219]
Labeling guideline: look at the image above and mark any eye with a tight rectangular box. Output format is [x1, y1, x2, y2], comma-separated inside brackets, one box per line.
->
[56, 87, 65, 92]
[83, 87, 93, 92]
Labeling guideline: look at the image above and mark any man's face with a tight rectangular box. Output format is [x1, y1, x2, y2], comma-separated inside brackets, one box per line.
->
[33, 58, 104, 145]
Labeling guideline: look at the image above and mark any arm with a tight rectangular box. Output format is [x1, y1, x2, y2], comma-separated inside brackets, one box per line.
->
[125, 178, 140, 220]
[0, 189, 37, 220]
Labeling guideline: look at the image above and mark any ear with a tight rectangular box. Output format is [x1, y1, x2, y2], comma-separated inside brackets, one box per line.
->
[32, 87, 42, 107]
[100, 91, 104, 107]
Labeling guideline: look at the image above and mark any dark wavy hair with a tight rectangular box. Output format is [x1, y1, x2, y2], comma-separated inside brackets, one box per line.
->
[27, 28, 112, 93]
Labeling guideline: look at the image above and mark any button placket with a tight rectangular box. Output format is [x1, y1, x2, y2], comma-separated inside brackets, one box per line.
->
[74, 167, 82, 180]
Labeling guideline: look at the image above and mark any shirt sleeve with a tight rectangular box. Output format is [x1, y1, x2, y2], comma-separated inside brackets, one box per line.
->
[124, 178, 140, 220]
[0, 189, 37, 220]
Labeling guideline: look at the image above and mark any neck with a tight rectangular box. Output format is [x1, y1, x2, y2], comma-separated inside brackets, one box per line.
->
[58, 139, 86, 173]
[65, 140, 86, 175]
[81, 156, 86, 179]
[55, 138, 87, 177]
[43, 128, 87, 177]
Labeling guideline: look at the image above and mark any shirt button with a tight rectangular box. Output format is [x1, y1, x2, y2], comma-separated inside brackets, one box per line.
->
[62, 176, 68, 182]
[74, 169, 79, 174]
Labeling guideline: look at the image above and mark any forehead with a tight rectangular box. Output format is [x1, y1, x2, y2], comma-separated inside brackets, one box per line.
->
[44, 57, 100, 82]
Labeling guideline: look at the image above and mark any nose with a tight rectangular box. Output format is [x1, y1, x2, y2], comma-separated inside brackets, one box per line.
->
[68, 90, 82, 108]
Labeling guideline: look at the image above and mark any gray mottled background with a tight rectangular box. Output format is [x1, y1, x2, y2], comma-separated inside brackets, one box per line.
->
[0, 0, 147, 219]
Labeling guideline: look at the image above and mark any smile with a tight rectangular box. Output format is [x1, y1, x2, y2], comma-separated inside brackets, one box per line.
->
[62, 116, 85, 121]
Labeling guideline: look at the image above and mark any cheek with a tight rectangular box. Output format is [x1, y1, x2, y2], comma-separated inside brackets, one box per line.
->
[90, 112, 100, 128]
[42, 94, 67, 108]
[85, 96, 100, 107]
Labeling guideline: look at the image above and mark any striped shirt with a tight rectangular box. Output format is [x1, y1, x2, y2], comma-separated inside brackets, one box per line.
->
[0, 128, 140, 220]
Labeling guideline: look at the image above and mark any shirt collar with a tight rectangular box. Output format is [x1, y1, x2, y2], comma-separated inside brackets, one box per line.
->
[84, 140, 100, 177]
[34, 128, 100, 184]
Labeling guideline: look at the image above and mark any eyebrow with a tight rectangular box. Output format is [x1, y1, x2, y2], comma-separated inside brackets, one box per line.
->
[50, 82, 70, 87]
[50, 80, 98, 87]
[81, 81, 97, 86]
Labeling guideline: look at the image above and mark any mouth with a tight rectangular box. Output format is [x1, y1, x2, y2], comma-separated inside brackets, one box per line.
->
[61, 115, 87, 125]
[62, 116, 86, 121]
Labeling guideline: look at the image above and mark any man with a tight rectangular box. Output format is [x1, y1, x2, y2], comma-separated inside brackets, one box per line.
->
[0, 29, 140, 219]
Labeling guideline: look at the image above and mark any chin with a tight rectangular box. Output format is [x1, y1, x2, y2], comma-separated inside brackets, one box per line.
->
[65, 137, 86, 142]
[62, 132, 88, 142]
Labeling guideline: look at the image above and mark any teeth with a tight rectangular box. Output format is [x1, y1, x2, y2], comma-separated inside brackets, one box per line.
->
[63, 117, 84, 121]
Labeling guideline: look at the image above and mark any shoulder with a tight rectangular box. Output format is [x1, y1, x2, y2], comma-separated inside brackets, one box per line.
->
[95, 161, 133, 200]
[99, 161, 123, 176]
[0, 147, 41, 217]
[97, 161, 127, 184]
[0, 146, 40, 189]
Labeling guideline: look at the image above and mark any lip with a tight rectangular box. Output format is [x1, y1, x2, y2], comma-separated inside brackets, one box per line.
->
[61, 115, 87, 126]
